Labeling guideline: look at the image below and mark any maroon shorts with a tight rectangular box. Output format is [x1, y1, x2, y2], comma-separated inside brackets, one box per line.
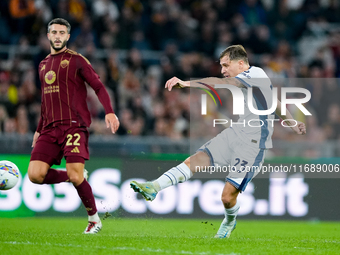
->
[30, 126, 90, 166]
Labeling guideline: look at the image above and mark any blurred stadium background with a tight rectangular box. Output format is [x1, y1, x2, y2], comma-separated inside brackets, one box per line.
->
[1, 0, 340, 221]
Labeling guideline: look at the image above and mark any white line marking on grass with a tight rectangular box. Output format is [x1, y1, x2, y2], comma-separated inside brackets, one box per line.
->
[324, 240, 340, 244]
[2, 241, 241, 255]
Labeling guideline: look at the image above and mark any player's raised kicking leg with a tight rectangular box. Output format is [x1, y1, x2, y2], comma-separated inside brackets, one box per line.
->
[130, 152, 203, 200]
[130, 160, 193, 201]
[130, 150, 240, 239]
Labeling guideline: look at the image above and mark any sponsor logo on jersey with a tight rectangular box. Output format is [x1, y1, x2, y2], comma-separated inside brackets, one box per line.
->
[44, 85, 59, 94]
[45, 70, 56, 85]
[40, 65, 46, 71]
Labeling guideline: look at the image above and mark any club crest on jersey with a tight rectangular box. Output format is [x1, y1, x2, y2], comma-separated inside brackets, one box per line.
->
[61, 59, 69, 68]
[45, 70, 56, 85]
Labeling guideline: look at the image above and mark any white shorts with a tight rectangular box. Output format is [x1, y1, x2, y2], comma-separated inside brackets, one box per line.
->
[198, 128, 266, 191]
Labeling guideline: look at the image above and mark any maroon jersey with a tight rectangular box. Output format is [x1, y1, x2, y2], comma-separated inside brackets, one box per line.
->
[37, 49, 113, 132]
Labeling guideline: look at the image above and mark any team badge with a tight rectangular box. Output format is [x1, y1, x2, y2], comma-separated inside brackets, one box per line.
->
[61, 59, 69, 68]
[45, 70, 56, 85]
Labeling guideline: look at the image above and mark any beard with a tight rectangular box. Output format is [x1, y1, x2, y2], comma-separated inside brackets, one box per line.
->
[49, 39, 67, 52]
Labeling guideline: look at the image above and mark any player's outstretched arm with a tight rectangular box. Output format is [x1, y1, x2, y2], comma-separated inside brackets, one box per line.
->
[105, 113, 120, 134]
[31, 131, 40, 148]
[165, 77, 243, 91]
[275, 100, 306, 135]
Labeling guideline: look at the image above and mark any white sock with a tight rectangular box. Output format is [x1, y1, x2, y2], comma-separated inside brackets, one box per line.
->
[152, 162, 193, 191]
[225, 200, 240, 226]
[88, 212, 100, 223]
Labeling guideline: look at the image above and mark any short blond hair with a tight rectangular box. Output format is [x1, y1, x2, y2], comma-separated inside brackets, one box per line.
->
[219, 45, 249, 64]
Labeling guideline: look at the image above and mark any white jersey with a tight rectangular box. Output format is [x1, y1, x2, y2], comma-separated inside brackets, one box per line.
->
[232, 66, 275, 149]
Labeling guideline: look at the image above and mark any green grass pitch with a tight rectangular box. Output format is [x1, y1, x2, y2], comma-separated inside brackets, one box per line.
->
[0, 218, 339, 255]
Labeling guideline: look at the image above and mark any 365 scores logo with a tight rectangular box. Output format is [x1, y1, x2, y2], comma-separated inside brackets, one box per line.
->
[200, 84, 311, 128]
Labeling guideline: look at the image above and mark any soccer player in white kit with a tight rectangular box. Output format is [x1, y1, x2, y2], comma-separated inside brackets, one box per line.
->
[130, 45, 306, 238]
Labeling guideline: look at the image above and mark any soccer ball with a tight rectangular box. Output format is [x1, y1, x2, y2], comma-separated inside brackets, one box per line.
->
[0, 160, 20, 190]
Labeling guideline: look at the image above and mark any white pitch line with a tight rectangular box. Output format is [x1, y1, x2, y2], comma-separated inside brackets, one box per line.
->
[2, 241, 241, 255]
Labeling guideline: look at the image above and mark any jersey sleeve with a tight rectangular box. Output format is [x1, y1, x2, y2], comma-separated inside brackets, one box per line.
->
[235, 67, 271, 89]
[77, 55, 114, 114]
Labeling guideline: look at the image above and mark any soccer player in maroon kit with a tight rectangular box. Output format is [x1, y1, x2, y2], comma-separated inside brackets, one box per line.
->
[27, 18, 120, 234]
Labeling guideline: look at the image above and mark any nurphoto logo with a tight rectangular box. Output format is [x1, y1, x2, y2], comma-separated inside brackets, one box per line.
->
[199, 83, 311, 128]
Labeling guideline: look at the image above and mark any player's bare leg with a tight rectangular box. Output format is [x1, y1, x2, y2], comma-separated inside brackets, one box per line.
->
[130, 151, 210, 200]
[28, 160, 70, 184]
[66, 162, 85, 186]
[28, 160, 88, 184]
[215, 182, 240, 239]
[221, 182, 240, 209]
[27, 161, 50, 184]
[67, 162, 102, 234]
